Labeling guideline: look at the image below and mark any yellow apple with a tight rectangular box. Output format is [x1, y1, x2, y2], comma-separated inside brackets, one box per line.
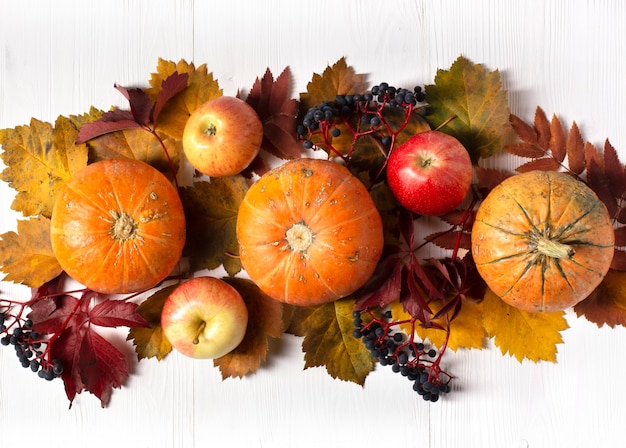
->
[182, 96, 263, 177]
[161, 276, 248, 359]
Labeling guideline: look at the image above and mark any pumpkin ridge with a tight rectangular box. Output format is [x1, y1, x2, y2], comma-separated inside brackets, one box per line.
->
[298, 167, 352, 228]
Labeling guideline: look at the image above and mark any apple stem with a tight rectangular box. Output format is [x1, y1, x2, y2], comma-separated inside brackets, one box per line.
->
[193, 321, 207, 345]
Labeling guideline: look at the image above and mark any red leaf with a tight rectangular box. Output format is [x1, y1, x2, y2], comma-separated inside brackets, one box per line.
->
[515, 157, 562, 173]
[613, 226, 626, 247]
[115, 84, 152, 126]
[534, 107, 551, 149]
[549, 114, 567, 162]
[587, 153, 617, 217]
[354, 256, 403, 309]
[425, 229, 472, 251]
[509, 114, 537, 144]
[505, 142, 546, 158]
[78, 329, 128, 407]
[475, 167, 511, 191]
[89, 299, 150, 328]
[603, 139, 626, 198]
[29, 294, 87, 334]
[51, 325, 87, 406]
[611, 248, 626, 271]
[153, 72, 189, 125]
[566, 121, 585, 174]
[245, 67, 301, 163]
[76, 109, 142, 144]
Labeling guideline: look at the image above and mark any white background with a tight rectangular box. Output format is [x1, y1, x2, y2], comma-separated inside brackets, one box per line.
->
[1, 1, 626, 447]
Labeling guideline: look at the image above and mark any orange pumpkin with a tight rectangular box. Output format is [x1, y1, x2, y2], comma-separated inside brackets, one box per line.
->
[50, 158, 186, 294]
[236, 158, 384, 306]
[471, 170, 614, 312]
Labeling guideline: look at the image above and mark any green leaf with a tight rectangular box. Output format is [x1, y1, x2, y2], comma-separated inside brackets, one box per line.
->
[286, 297, 375, 385]
[424, 55, 514, 162]
[180, 176, 249, 276]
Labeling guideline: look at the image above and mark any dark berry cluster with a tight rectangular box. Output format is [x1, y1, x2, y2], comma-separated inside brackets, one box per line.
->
[0, 312, 63, 381]
[297, 82, 427, 153]
[353, 310, 451, 402]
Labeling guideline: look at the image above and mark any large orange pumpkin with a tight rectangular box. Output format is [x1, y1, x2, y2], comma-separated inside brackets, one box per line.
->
[50, 158, 186, 294]
[236, 158, 384, 306]
[471, 170, 614, 312]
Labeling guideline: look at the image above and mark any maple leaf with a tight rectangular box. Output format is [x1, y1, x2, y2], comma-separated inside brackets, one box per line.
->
[0, 216, 62, 288]
[243, 67, 302, 176]
[146, 58, 222, 141]
[481, 289, 568, 363]
[127, 285, 177, 361]
[573, 270, 626, 328]
[424, 55, 514, 162]
[29, 291, 148, 407]
[215, 278, 285, 378]
[286, 297, 375, 385]
[0, 115, 88, 217]
[299, 57, 369, 113]
[180, 176, 249, 276]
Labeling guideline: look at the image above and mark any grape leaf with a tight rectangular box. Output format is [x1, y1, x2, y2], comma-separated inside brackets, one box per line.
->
[180, 176, 249, 276]
[146, 58, 223, 141]
[243, 67, 302, 175]
[215, 278, 286, 378]
[0, 216, 62, 288]
[86, 126, 182, 178]
[573, 270, 626, 328]
[127, 285, 177, 361]
[29, 291, 148, 407]
[286, 297, 375, 385]
[481, 289, 568, 363]
[424, 55, 514, 162]
[0, 115, 88, 217]
[299, 57, 369, 113]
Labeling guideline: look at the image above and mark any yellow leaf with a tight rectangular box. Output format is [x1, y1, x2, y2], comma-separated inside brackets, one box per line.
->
[0, 216, 62, 288]
[0, 116, 88, 217]
[147, 58, 223, 140]
[127, 285, 176, 361]
[86, 126, 181, 179]
[299, 57, 369, 112]
[215, 278, 286, 378]
[482, 289, 568, 363]
[287, 297, 375, 385]
[424, 55, 514, 161]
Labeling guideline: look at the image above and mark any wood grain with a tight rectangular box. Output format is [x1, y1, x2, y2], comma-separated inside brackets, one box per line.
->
[1, 0, 626, 447]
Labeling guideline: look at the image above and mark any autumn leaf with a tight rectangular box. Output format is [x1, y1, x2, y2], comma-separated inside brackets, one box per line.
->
[180, 176, 249, 276]
[215, 278, 285, 378]
[0, 115, 88, 217]
[0, 216, 62, 288]
[424, 55, 513, 162]
[390, 298, 486, 351]
[86, 126, 182, 178]
[146, 58, 223, 140]
[286, 297, 375, 385]
[299, 57, 369, 113]
[573, 270, 626, 328]
[481, 289, 568, 363]
[127, 285, 177, 360]
[243, 66, 302, 175]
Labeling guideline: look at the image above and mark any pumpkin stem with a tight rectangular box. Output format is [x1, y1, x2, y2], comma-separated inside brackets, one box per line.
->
[193, 321, 206, 345]
[535, 236, 575, 259]
[111, 211, 138, 241]
[285, 222, 314, 252]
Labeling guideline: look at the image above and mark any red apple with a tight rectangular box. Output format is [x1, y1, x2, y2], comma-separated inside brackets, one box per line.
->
[386, 130, 473, 216]
[161, 276, 248, 359]
[182, 96, 263, 177]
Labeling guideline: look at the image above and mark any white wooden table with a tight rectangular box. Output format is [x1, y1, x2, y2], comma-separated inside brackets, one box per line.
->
[1, 1, 625, 447]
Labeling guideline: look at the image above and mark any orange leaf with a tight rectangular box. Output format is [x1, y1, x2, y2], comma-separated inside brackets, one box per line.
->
[505, 142, 547, 158]
[566, 121, 585, 174]
[515, 157, 562, 173]
[0, 216, 62, 288]
[299, 57, 369, 112]
[215, 278, 286, 378]
[549, 114, 567, 162]
[509, 113, 538, 144]
[534, 107, 551, 149]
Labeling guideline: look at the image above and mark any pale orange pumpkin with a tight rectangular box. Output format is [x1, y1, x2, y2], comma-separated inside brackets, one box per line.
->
[50, 158, 186, 294]
[471, 170, 614, 312]
[236, 158, 384, 306]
